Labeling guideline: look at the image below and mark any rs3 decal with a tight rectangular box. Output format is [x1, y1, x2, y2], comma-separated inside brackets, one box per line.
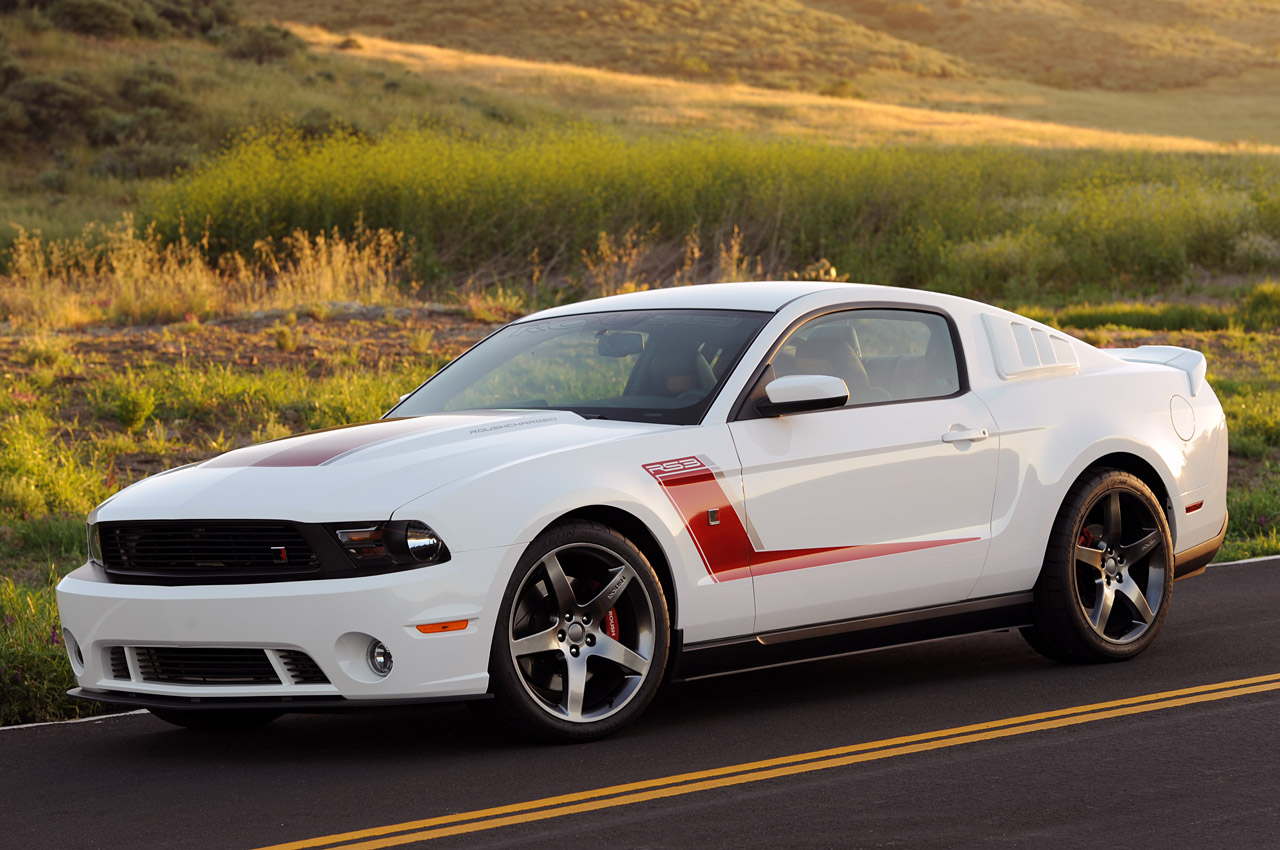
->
[645, 457, 977, 583]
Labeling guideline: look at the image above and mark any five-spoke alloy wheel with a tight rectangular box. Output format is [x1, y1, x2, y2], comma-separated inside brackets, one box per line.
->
[1023, 469, 1173, 662]
[488, 520, 670, 741]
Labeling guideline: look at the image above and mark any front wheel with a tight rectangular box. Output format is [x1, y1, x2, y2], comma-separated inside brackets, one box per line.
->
[1023, 469, 1173, 663]
[487, 520, 670, 742]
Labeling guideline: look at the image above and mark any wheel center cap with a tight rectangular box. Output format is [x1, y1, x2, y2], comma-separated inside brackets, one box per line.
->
[1104, 557, 1119, 578]
[567, 623, 586, 643]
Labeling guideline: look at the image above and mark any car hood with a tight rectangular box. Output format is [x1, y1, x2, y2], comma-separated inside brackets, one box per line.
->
[92, 411, 670, 524]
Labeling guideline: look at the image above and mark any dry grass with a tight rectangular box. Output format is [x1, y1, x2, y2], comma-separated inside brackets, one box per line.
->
[295, 28, 1280, 153]
[0, 218, 411, 329]
[239, 0, 1280, 94]
[229, 0, 1280, 148]
[237, 0, 969, 93]
[810, 0, 1280, 91]
[854, 67, 1280, 147]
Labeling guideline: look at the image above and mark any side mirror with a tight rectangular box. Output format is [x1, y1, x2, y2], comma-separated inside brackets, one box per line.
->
[756, 374, 848, 417]
[598, 332, 644, 358]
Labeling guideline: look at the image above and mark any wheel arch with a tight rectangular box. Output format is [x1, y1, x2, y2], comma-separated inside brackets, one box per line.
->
[1082, 452, 1171, 509]
[1074, 451, 1174, 537]
[546, 505, 679, 630]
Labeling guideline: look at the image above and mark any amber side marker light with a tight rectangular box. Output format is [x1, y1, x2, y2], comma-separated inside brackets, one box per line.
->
[416, 620, 470, 634]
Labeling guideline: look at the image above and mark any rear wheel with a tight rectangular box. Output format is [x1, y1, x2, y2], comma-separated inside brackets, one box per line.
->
[487, 519, 670, 742]
[1023, 469, 1173, 663]
[148, 708, 282, 731]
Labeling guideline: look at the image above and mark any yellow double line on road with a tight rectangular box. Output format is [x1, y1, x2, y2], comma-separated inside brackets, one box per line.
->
[255, 673, 1280, 850]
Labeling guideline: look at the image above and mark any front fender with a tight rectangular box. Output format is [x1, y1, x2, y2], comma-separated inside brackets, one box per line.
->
[390, 430, 755, 644]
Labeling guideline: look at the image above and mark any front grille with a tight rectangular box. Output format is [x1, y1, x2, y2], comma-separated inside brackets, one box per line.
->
[99, 521, 320, 584]
[279, 650, 330, 685]
[109, 646, 129, 680]
[133, 647, 281, 685]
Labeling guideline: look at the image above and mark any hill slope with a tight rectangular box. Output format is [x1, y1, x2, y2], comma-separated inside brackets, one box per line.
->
[811, 0, 1280, 91]
[240, 0, 1280, 93]
[298, 27, 1276, 153]
[237, 0, 971, 93]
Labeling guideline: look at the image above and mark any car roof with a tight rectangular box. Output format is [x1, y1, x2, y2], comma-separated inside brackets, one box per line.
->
[521, 281, 896, 320]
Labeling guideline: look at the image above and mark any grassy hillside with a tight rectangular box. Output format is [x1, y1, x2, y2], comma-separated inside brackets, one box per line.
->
[0, 11, 579, 246]
[812, 0, 1280, 91]
[242, 0, 1280, 93]
[237, 0, 970, 94]
[250, 2, 1280, 148]
[297, 29, 1280, 150]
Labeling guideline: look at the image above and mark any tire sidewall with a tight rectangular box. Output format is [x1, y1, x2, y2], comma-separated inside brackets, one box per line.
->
[1037, 470, 1174, 662]
[488, 520, 670, 742]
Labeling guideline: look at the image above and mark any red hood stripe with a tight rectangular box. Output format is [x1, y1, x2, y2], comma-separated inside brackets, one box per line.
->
[203, 418, 433, 469]
[645, 457, 977, 582]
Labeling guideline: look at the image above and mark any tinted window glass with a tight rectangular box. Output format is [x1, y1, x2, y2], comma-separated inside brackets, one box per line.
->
[392, 309, 769, 425]
[772, 309, 960, 405]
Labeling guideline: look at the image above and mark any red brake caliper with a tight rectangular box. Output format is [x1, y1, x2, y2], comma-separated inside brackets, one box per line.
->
[604, 608, 620, 641]
[1079, 528, 1095, 547]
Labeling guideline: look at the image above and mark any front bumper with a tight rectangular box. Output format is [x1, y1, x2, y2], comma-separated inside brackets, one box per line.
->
[55, 544, 520, 705]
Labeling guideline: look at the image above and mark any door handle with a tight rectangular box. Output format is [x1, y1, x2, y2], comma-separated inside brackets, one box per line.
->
[941, 428, 989, 444]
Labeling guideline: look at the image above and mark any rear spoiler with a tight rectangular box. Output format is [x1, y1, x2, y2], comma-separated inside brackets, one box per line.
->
[1109, 346, 1207, 397]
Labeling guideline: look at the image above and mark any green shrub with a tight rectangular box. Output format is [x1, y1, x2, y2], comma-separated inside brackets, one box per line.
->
[223, 23, 302, 64]
[0, 73, 103, 141]
[150, 0, 238, 35]
[85, 107, 135, 146]
[1230, 232, 1280, 272]
[47, 0, 136, 37]
[143, 129, 1280, 297]
[115, 383, 157, 431]
[941, 228, 1066, 298]
[1238, 281, 1280, 332]
[19, 0, 238, 38]
[90, 141, 192, 178]
[1054, 302, 1232, 332]
[0, 45, 23, 91]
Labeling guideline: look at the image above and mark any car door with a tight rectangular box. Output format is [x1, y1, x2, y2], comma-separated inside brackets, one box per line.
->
[727, 307, 999, 634]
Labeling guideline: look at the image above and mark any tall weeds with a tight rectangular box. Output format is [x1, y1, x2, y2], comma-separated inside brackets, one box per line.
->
[140, 128, 1280, 300]
[0, 217, 411, 329]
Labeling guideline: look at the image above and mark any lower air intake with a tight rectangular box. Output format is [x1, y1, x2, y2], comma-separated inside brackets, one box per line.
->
[134, 647, 281, 685]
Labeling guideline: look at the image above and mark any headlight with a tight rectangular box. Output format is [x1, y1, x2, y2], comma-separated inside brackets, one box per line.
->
[333, 520, 450, 569]
[86, 523, 104, 565]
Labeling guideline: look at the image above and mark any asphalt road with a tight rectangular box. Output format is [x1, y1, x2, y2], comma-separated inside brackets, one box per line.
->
[4, 558, 1279, 850]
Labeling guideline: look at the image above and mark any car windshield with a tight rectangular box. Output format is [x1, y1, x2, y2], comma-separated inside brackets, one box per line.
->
[391, 309, 771, 425]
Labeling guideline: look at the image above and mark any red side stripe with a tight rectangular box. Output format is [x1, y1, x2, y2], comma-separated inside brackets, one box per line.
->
[645, 457, 977, 582]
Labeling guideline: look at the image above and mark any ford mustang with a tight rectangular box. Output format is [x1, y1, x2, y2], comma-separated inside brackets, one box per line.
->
[56, 282, 1229, 740]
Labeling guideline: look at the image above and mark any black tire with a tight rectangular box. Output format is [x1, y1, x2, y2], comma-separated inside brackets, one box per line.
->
[1024, 469, 1173, 663]
[487, 519, 670, 742]
[148, 708, 283, 731]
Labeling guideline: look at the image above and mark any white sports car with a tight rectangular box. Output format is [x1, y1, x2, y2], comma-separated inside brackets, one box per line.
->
[57, 282, 1228, 740]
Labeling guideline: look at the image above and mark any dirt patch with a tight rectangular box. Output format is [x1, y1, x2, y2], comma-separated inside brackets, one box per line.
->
[0, 306, 497, 380]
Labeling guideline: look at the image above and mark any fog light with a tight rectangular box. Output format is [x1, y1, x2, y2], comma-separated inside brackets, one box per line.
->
[367, 640, 393, 677]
